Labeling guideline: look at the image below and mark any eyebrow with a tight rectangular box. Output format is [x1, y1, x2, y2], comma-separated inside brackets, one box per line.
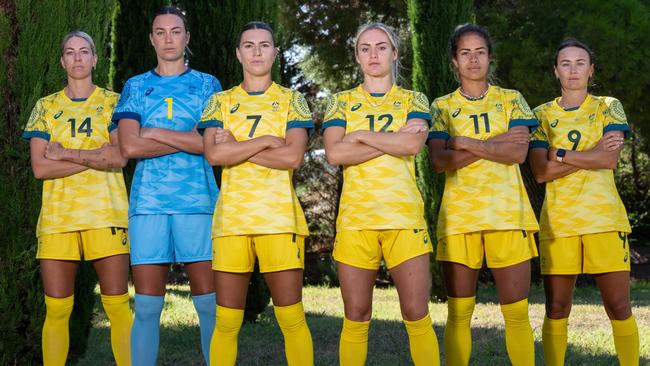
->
[241, 40, 272, 45]
[154, 26, 183, 31]
[459, 46, 487, 51]
[64, 47, 90, 51]
[359, 41, 389, 47]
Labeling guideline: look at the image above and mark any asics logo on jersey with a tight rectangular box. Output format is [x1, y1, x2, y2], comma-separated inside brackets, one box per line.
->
[351, 103, 362, 111]
[624, 253, 628, 263]
[550, 119, 559, 128]
[452, 108, 461, 117]
[230, 103, 240, 113]
[589, 113, 595, 123]
[54, 111, 63, 119]
[145, 87, 154, 96]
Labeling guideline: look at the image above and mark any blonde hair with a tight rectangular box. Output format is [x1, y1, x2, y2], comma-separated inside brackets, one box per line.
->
[354, 22, 400, 84]
[60, 31, 96, 56]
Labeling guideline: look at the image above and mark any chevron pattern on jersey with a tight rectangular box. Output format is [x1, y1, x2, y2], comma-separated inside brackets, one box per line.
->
[532, 95, 631, 240]
[200, 83, 312, 237]
[113, 69, 221, 216]
[430, 86, 539, 239]
[23, 88, 128, 236]
[323, 85, 430, 231]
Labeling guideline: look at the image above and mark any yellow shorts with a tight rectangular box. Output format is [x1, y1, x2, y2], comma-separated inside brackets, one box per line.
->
[37, 227, 129, 261]
[332, 229, 432, 270]
[540, 231, 631, 275]
[436, 230, 538, 269]
[212, 233, 305, 273]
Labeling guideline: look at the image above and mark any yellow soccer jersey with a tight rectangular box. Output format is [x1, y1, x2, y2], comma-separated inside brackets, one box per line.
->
[199, 82, 312, 237]
[429, 86, 539, 239]
[531, 95, 631, 240]
[22, 87, 128, 236]
[322, 85, 431, 231]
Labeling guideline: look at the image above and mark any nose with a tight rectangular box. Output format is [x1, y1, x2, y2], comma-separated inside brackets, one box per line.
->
[253, 44, 262, 56]
[164, 31, 172, 43]
[74, 51, 82, 61]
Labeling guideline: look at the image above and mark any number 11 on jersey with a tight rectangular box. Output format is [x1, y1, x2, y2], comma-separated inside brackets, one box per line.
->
[165, 97, 173, 119]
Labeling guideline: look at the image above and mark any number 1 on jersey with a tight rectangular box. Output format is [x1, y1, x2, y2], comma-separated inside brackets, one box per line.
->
[165, 97, 173, 119]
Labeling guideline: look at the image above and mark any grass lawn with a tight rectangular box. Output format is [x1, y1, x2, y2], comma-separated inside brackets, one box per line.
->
[75, 281, 650, 365]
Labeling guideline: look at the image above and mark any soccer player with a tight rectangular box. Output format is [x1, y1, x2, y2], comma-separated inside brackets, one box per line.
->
[427, 24, 539, 366]
[322, 23, 439, 366]
[529, 39, 638, 366]
[23, 31, 131, 366]
[199, 21, 313, 366]
[112, 6, 221, 365]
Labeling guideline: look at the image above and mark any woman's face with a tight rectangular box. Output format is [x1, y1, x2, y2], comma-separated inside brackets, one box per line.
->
[555, 46, 593, 92]
[355, 28, 397, 79]
[150, 14, 189, 63]
[236, 28, 277, 77]
[452, 32, 490, 82]
[60, 36, 96, 80]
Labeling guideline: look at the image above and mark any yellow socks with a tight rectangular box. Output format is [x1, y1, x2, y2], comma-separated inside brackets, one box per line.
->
[403, 313, 440, 366]
[444, 296, 475, 366]
[340, 317, 370, 366]
[500, 299, 534, 366]
[274, 302, 314, 366]
[542, 316, 568, 366]
[42, 295, 74, 366]
[611, 315, 639, 366]
[101, 293, 133, 366]
[210, 305, 244, 366]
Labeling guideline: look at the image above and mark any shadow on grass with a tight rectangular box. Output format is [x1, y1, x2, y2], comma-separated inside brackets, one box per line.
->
[74, 304, 648, 366]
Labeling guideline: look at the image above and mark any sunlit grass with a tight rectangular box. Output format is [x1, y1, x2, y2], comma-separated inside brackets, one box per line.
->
[75, 282, 649, 365]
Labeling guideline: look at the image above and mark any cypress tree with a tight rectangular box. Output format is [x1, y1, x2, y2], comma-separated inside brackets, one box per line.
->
[0, 1, 117, 363]
[407, 0, 473, 301]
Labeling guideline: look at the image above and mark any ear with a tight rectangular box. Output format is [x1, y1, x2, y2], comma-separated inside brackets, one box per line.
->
[186, 31, 190, 46]
[554, 65, 559, 80]
[235, 47, 242, 64]
[451, 57, 459, 70]
[149, 33, 155, 47]
[92, 54, 98, 69]
[60, 56, 65, 70]
[588, 64, 594, 79]
[392, 48, 398, 62]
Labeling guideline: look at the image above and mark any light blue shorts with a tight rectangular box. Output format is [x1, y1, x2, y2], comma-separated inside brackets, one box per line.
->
[129, 214, 213, 265]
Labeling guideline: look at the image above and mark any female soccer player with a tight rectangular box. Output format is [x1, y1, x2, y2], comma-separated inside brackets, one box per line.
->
[428, 24, 539, 366]
[322, 23, 439, 366]
[23, 31, 131, 365]
[112, 6, 221, 365]
[199, 21, 313, 366]
[529, 39, 638, 366]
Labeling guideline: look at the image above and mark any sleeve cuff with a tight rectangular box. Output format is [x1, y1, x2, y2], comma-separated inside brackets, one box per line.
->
[604, 123, 631, 138]
[287, 120, 315, 137]
[108, 123, 118, 133]
[509, 118, 539, 132]
[197, 120, 224, 131]
[427, 131, 449, 141]
[112, 111, 141, 123]
[407, 111, 431, 123]
[21, 131, 50, 141]
[529, 140, 549, 149]
[322, 119, 346, 129]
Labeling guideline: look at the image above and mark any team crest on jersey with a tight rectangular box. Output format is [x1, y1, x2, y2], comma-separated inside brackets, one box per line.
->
[96, 106, 104, 113]
[393, 101, 402, 110]
[351, 103, 362, 111]
[230, 103, 240, 113]
[54, 111, 63, 119]
[550, 119, 559, 128]
[452, 108, 461, 117]
[272, 101, 280, 112]
[496, 103, 503, 112]
[188, 85, 197, 94]
[145, 87, 154, 96]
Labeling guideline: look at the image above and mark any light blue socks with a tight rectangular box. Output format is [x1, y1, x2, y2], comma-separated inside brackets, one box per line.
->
[131, 294, 164, 366]
[192, 292, 217, 365]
